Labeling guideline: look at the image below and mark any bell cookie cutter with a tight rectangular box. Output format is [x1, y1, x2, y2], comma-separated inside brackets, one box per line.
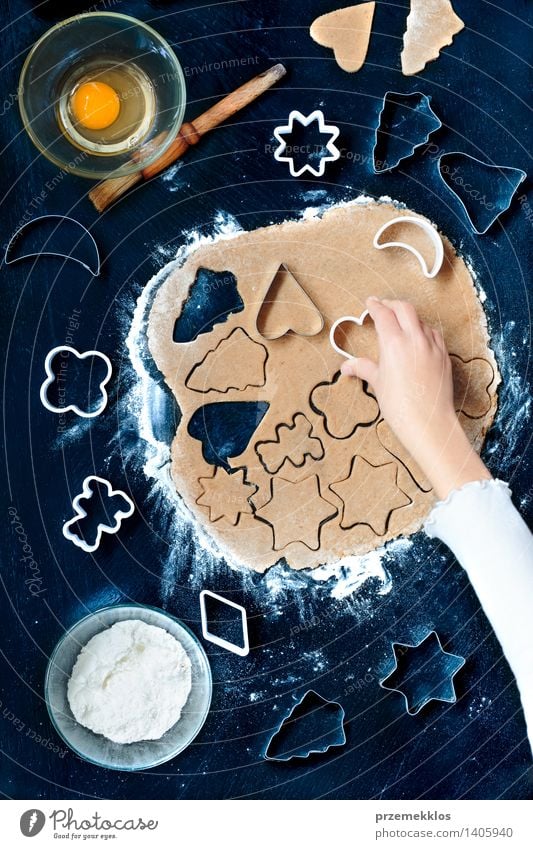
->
[199, 589, 249, 657]
[379, 630, 465, 715]
[40, 346, 112, 418]
[63, 476, 135, 553]
[273, 110, 341, 177]
[264, 689, 346, 761]
[437, 151, 527, 235]
[329, 309, 370, 359]
[372, 91, 442, 174]
[373, 215, 444, 278]
[4, 214, 101, 276]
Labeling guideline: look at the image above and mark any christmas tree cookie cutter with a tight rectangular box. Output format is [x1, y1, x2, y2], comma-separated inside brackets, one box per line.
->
[264, 689, 346, 761]
[40, 345, 112, 418]
[372, 90, 442, 174]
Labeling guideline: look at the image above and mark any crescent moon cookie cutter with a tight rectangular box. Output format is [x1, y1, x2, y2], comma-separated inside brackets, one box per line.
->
[199, 590, 250, 657]
[373, 215, 444, 278]
[62, 476, 135, 553]
[4, 214, 101, 276]
[329, 309, 370, 359]
[40, 346, 112, 418]
[273, 109, 341, 177]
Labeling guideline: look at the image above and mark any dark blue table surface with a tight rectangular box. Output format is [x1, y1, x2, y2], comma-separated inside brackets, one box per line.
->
[1, 0, 532, 800]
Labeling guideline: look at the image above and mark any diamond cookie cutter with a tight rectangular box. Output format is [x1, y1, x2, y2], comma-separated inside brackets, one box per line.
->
[330, 309, 370, 359]
[5, 214, 101, 276]
[379, 630, 465, 715]
[63, 476, 135, 553]
[437, 151, 527, 235]
[372, 91, 442, 174]
[273, 110, 341, 177]
[264, 689, 346, 761]
[199, 590, 249, 657]
[40, 346, 112, 418]
[373, 215, 444, 278]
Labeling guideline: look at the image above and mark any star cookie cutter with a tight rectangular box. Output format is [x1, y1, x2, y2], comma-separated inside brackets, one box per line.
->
[40, 346, 112, 418]
[264, 689, 346, 761]
[329, 309, 371, 359]
[373, 215, 444, 278]
[5, 214, 101, 276]
[379, 630, 465, 715]
[63, 476, 135, 553]
[199, 590, 250, 657]
[437, 151, 527, 235]
[372, 91, 442, 174]
[273, 109, 341, 177]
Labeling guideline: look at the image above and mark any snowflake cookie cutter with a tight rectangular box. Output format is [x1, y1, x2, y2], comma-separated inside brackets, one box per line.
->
[63, 476, 135, 553]
[379, 630, 465, 715]
[273, 110, 341, 177]
[373, 215, 444, 278]
[4, 214, 101, 276]
[40, 346, 112, 418]
[199, 589, 250, 657]
[329, 309, 371, 359]
[372, 91, 442, 174]
[264, 689, 346, 761]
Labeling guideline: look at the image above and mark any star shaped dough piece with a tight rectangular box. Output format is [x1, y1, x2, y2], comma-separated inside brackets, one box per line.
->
[330, 456, 411, 535]
[197, 467, 258, 526]
[255, 474, 337, 551]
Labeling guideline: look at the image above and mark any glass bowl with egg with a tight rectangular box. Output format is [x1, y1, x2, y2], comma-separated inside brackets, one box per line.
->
[18, 12, 186, 179]
[44, 604, 212, 771]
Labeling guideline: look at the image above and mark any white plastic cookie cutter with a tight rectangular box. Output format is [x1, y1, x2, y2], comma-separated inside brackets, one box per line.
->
[40, 345, 112, 418]
[373, 215, 444, 279]
[273, 109, 341, 177]
[329, 309, 370, 360]
[63, 476, 135, 553]
[199, 590, 250, 657]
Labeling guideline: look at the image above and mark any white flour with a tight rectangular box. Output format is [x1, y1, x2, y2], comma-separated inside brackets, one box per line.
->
[67, 620, 192, 744]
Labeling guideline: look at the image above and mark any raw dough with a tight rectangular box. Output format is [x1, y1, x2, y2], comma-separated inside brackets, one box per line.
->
[146, 201, 499, 571]
[186, 327, 267, 393]
[401, 0, 464, 76]
[310, 3, 376, 73]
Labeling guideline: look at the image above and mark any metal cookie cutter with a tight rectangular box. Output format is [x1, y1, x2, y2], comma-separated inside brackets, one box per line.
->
[4, 214, 101, 276]
[373, 215, 444, 278]
[329, 309, 370, 359]
[40, 346, 112, 418]
[63, 476, 135, 553]
[199, 589, 249, 657]
[379, 630, 465, 715]
[273, 110, 341, 177]
[264, 689, 346, 761]
[437, 151, 527, 235]
[372, 91, 442, 174]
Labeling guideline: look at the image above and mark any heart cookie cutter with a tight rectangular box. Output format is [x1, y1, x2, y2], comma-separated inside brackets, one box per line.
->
[199, 589, 250, 657]
[373, 215, 444, 278]
[63, 476, 135, 553]
[273, 110, 341, 177]
[5, 214, 101, 276]
[40, 346, 112, 418]
[329, 309, 370, 359]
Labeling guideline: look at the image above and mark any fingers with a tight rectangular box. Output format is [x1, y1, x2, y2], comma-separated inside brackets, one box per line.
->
[381, 298, 422, 334]
[366, 297, 401, 339]
[340, 356, 378, 386]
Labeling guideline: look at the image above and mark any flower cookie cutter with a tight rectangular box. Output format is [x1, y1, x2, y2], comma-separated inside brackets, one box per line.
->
[273, 110, 341, 177]
[373, 215, 444, 278]
[40, 346, 112, 418]
[4, 214, 101, 276]
[199, 589, 250, 657]
[329, 309, 370, 359]
[63, 476, 135, 553]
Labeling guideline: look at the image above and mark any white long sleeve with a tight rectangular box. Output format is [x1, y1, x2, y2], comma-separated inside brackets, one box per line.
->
[425, 479, 533, 756]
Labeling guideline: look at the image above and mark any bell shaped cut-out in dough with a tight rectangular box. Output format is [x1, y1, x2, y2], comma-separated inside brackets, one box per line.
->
[256, 263, 324, 340]
[401, 0, 464, 76]
[310, 2, 376, 73]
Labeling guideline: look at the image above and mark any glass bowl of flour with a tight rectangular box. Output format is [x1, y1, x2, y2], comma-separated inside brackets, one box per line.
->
[45, 604, 212, 770]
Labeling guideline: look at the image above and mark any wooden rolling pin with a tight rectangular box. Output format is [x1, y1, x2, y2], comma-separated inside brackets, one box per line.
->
[89, 63, 287, 212]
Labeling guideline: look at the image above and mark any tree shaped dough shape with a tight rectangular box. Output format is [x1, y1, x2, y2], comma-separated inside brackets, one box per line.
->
[451, 355, 495, 418]
[255, 474, 337, 551]
[197, 467, 258, 525]
[310, 373, 379, 439]
[256, 264, 324, 340]
[330, 456, 411, 535]
[310, 2, 376, 73]
[256, 413, 324, 474]
[186, 328, 268, 394]
[401, 0, 464, 76]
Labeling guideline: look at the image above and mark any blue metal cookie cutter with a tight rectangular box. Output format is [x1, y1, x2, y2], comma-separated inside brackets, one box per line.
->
[372, 91, 442, 174]
[264, 689, 346, 761]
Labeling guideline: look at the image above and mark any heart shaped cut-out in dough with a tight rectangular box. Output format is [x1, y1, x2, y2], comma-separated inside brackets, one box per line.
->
[310, 2, 376, 73]
[256, 263, 324, 340]
[329, 310, 371, 359]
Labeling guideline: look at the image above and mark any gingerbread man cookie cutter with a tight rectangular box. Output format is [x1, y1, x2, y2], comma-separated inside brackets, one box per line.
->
[63, 476, 135, 553]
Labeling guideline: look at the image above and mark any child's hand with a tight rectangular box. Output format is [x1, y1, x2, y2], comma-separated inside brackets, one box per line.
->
[340, 297, 492, 499]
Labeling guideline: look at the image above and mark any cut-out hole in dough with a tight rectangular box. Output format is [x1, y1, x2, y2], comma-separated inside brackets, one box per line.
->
[310, 372, 379, 439]
[330, 455, 411, 535]
[255, 474, 337, 551]
[256, 263, 324, 340]
[173, 267, 244, 343]
[255, 412, 324, 474]
[188, 401, 270, 470]
[186, 328, 268, 394]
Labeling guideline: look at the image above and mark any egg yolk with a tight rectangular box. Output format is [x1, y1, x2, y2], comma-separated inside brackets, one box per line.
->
[71, 81, 120, 131]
